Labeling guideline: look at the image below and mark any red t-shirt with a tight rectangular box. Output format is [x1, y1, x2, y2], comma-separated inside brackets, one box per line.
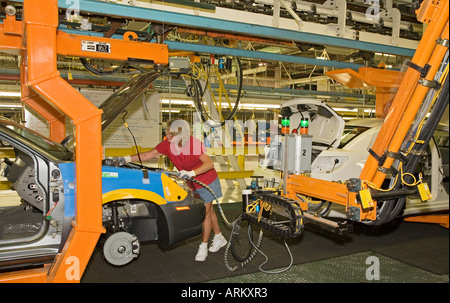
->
[155, 136, 218, 189]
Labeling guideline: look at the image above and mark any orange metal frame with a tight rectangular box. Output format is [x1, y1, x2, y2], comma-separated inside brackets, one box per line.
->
[404, 214, 449, 228]
[0, 0, 168, 282]
[326, 66, 404, 118]
[284, 0, 449, 222]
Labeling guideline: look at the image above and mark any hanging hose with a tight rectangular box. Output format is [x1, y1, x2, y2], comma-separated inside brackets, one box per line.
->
[223, 211, 294, 273]
[178, 174, 266, 272]
[121, 111, 143, 166]
[185, 176, 235, 227]
[183, 57, 243, 128]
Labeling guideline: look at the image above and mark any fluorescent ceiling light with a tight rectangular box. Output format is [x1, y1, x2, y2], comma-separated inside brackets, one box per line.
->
[239, 103, 280, 109]
[375, 53, 396, 57]
[0, 91, 21, 97]
[162, 99, 280, 110]
[161, 99, 194, 105]
[333, 107, 358, 112]
[334, 107, 375, 113]
[0, 104, 22, 108]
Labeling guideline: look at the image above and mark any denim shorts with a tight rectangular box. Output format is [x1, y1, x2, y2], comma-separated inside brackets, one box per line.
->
[195, 177, 223, 203]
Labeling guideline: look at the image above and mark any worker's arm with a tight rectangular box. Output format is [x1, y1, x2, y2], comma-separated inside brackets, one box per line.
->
[129, 148, 162, 162]
[192, 153, 215, 176]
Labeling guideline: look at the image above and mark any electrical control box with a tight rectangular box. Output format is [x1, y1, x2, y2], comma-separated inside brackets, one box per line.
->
[359, 188, 374, 210]
[169, 57, 190, 73]
[273, 134, 312, 174]
[417, 182, 432, 201]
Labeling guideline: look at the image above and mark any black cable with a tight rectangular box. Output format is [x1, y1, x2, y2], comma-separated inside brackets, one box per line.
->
[80, 58, 126, 76]
[121, 111, 143, 166]
[384, 75, 449, 223]
[165, 171, 268, 272]
[366, 74, 448, 226]
[223, 214, 264, 272]
[192, 57, 243, 127]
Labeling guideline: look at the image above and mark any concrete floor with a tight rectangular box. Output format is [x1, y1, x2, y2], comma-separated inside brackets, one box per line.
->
[1, 155, 448, 285]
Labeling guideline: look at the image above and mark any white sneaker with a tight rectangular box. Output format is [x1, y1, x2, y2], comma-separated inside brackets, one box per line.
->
[195, 243, 208, 261]
[208, 233, 227, 253]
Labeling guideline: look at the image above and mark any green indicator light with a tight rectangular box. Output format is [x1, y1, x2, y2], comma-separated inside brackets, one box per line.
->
[281, 118, 290, 127]
[300, 119, 309, 127]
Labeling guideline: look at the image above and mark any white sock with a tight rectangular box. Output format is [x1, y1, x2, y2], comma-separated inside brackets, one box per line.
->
[200, 242, 208, 248]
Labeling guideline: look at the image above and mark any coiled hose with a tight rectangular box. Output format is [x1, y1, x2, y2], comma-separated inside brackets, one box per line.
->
[222, 214, 264, 272]
[169, 171, 293, 273]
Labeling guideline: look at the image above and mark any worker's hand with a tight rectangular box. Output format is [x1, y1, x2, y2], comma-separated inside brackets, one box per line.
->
[179, 170, 196, 179]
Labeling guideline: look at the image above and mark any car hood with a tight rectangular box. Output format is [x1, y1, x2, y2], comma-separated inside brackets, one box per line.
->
[62, 72, 159, 146]
[280, 98, 345, 149]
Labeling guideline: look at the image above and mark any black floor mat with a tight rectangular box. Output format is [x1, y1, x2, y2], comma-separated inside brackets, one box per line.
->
[81, 203, 449, 283]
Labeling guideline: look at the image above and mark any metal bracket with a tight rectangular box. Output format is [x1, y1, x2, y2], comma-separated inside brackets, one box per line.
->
[378, 166, 398, 176]
[141, 169, 150, 184]
[419, 78, 442, 90]
[406, 61, 431, 78]
[346, 206, 360, 222]
[385, 150, 408, 163]
[409, 149, 427, 157]
[347, 178, 362, 193]
[436, 38, 449, 48]
[368, 148, 384, 163]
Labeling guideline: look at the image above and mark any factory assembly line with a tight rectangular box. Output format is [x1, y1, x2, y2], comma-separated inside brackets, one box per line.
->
[0, 0, 448, 282]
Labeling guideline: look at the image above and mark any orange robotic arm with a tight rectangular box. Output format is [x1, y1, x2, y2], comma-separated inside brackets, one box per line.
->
[285, 0, 449, 224]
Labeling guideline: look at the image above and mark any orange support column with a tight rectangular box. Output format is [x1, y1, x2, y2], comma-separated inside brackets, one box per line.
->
[20, 49, 66, 142]
[22, 0, 104, 282]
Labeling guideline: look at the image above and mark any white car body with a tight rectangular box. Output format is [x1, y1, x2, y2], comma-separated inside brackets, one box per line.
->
[311, 119, 381, 182]
[311, 118, 449, 216]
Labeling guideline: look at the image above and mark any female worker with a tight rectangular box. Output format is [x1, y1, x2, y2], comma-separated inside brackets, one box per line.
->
[123, 119, 227, 261]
